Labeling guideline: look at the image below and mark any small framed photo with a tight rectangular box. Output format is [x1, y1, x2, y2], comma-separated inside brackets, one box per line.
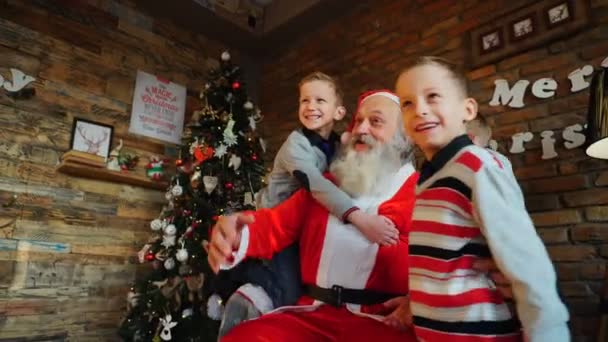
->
[479, 29, 504, 54]
[70, 118, 113, 158]
[545, 1, 573, 27]
[510, 14, 536, 41]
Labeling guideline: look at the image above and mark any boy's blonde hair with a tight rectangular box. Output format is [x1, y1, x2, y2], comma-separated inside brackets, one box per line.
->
[467, 113, 492, 147]
[398, 56, 469, 98]
[298, 71, 344, 106]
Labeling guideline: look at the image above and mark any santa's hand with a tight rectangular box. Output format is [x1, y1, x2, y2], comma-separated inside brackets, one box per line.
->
[382, 296, 412, 331]
[207, 213, 255, 273]
[348, 210, 399, 246]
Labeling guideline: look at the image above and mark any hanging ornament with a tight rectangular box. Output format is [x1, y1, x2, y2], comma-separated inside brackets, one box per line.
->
[165, 191, 173, 201]
[176, 247, 189, 262]
[138, 244, 152, 263]
[182, 308, 193, 319]
[243, 101, 254, 110]
[228, 154, 242, 170]
[243, 192, 255, 206]
[194, 145, 214, 164]
[189, 137, 202, 155]
[175, 159, 183, 167]
[164, 224, 177, 236]
[127, 291, 139, 307]
[206, 294, 224, 320]
[214, 144, 228, 158]
[221, 51, 231, 61]
[190, 169, 202, 188]
[203, 176, 219, 194]
[249, 116, 257, 131]
[225, 92, 234, 103]
[150, 219, 163, 231]
[259, 138, 267, 153]
[171, 183, 183, 197]
[251, 153, 258, 161]
[164, 257, 175, 270]
[223, 119, 238, 146]
[225, 182, 234, 190]
[161, 235, 176, 248]
[231, 81, 240, 90]
[159, 314, 178, 341]
[161, 219, 169, 229]
[145, 252, 155, 261]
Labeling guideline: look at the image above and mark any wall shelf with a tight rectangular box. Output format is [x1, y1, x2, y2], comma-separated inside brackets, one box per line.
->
[57, 161, 168, 191]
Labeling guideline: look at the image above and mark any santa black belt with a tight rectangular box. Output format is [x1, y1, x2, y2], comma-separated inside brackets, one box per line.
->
[305, 284, 398, 307]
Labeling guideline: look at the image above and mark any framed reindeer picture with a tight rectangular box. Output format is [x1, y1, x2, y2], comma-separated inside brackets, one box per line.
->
[70, 118, 113, 158]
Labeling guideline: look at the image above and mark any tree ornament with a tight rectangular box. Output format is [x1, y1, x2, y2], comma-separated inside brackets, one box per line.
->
[175, 159, 183, 167]
[194, 145, 214, 164]
[159, 314, 178, 341]
[145, 252, 155, 261]
[206, 294, 224, 320]
[138, 244, 152, 263]
[164, 191, 173, 201]
[232, 81, 240, 90]
[176, 247, 189, 262]
[150, 219, 163, 231]
[228, 154, 242, 170]
[249, 116, 257, 131]
[190, 169, 202, 188]
[214, 144, 228, 158]
[203, 176, 218, 194]
[225, 182, 234, 190]
[259, 138, 267, 153]
[164, 224, 177, 236]
[225, 92, 233, 103]
[164, 257, 175, 270]
[221, 51, 231, 61]
[161, 235, 176, 248]
[171, 183, 183, 197]
[181, 307, 193, 319]
[178, 264, 193, 276]
[243, 101, 254, 110]
[223, 119, 238, 146]
[251, 153, 258, 161]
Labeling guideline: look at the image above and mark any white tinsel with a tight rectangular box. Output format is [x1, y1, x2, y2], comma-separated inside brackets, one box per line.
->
[206, 294, 224, 320]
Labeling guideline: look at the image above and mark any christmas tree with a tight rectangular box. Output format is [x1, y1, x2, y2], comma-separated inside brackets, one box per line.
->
[119, 51, 267, 342]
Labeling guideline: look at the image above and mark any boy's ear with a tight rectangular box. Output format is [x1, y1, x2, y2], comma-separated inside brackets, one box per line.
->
[334, 106, 347, 120]
[463, 97, 478, 122]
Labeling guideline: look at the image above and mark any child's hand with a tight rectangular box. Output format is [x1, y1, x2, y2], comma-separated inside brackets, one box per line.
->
[348, 210, 399, 245]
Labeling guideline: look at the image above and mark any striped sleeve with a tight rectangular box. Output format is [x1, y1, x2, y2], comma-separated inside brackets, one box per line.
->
[472, 157, 570, 342]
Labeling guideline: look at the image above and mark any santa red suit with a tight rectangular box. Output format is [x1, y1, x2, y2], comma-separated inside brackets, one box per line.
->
[221, 163, 419, 342]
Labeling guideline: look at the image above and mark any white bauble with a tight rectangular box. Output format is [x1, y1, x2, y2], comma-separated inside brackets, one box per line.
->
[164, 224, 177, 236]
[221, 51, 231, 61]
[164, 257, 175, 270]
[150, 219, 163, 231]
[176, 248, 189, 262]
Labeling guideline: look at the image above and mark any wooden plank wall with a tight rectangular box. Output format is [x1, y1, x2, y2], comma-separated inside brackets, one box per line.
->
[0, 0, 230, 340]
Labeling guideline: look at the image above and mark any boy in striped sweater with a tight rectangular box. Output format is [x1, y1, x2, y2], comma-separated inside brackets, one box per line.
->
[395, 56, 570, 342]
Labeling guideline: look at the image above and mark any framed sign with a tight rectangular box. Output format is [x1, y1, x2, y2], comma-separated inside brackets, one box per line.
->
[129, 70, 186, 144]
[70, 118, 113, 158]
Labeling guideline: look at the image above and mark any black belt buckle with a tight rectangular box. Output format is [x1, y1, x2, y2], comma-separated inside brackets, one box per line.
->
[331, 285, 343, 307]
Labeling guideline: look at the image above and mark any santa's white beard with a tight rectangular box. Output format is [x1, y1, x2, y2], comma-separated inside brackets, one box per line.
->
[330, 134, 406, 198]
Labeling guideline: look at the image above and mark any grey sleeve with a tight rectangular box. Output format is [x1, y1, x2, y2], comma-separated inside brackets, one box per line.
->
[473, 164, 570, 342]
[277, 133, 355, 219]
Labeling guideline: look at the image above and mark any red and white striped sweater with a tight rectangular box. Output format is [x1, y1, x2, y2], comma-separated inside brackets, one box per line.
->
[410, 136, 569, 342]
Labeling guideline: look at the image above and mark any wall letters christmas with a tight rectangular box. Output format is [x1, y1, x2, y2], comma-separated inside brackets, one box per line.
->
[487, 56, 608, 159]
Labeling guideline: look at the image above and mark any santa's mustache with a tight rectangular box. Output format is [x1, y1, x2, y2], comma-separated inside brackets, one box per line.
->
[351, 134, 378, 149]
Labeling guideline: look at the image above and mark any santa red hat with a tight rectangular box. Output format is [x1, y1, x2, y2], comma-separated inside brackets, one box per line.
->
[341, 89, 400, 144]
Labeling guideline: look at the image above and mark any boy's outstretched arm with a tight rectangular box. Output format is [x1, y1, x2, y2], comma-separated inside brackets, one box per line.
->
[279, 133, 398, 245]
[473, 161, 570, 342]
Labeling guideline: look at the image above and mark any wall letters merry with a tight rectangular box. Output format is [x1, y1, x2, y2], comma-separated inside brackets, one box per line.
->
[0, 68, 36, 93]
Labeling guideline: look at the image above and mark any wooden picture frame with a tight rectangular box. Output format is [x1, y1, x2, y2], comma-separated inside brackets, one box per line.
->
[70, 118, 114, 159]
[510, 13, 536, 41]
[545, 1, 573, 28]
[479, 28, 504, 55]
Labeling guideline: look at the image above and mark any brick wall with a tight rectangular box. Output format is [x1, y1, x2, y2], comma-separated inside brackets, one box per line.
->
[260, 0, 608, 340]
[0, 0, 229, 340]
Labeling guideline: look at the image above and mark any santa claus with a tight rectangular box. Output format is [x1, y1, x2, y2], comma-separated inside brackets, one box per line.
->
[208, 90, 420, 342]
